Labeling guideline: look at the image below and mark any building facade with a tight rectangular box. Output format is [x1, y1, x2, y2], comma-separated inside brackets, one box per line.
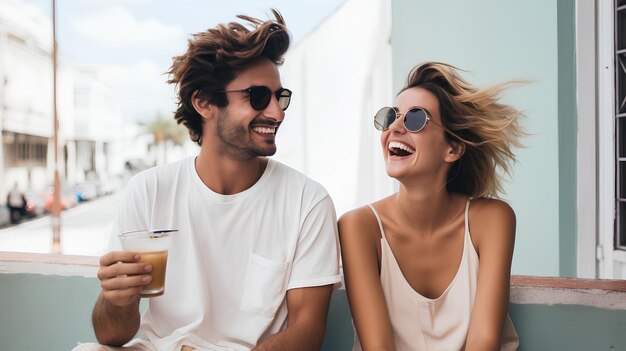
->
[0, 1, 124, 205]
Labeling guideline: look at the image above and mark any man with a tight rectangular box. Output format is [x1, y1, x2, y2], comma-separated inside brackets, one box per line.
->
[79, 10, 340, 351]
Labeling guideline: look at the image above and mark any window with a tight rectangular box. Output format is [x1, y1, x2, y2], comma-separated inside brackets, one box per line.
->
[2, 132, 48, 166]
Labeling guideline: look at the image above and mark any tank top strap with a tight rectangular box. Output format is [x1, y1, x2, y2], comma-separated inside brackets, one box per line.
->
[367, 204, 386, 239]
[464, 197, 472, 233]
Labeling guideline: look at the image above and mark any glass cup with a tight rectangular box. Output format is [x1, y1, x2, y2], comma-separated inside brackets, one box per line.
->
[118, 229, 177, 298]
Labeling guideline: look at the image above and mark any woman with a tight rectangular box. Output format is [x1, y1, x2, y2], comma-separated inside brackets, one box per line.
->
[339, 62, 523, 351]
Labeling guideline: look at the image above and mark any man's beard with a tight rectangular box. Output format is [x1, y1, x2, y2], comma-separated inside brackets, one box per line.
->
[215, 110, 277, 160]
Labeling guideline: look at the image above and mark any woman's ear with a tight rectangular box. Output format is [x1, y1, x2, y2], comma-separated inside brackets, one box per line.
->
[444, 140, 465, 163]
[191, 91, 214, 120]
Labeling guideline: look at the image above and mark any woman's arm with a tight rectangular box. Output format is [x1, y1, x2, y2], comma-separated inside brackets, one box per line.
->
[254, 285, 334, 351]
[465, 199, 516, 351]
[339, 207, 396, 351]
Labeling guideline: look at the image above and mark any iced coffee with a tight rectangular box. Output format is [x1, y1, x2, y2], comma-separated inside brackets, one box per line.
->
[118, 229, 176, 297]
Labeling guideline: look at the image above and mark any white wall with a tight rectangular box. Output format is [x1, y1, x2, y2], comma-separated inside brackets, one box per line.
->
[278, 0, 395, 216]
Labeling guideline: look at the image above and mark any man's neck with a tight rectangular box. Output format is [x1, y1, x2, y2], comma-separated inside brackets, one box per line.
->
[194, 149, 268, 195]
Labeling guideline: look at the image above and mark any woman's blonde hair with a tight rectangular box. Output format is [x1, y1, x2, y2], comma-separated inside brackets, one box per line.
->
[400, 62, 525, 198]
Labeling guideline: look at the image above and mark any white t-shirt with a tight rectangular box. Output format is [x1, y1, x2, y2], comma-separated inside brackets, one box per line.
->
[108, 157, 341, 351]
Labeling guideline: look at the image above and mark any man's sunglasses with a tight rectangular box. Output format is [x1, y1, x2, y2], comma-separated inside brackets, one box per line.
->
[374, 106, 446, 133]
[217, 86, 292, 111]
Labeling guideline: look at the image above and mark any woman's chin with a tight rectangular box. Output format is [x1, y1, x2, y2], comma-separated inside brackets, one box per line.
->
[385, 165, 407, 180]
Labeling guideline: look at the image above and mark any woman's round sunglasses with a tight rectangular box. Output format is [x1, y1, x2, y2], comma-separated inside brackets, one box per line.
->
[217, 86, 292, 111]
[374, 106, 445, 133]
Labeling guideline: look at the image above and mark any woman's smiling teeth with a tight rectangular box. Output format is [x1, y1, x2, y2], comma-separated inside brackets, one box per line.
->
[252, 126, 276, 135]
[388, 141, 415, 157]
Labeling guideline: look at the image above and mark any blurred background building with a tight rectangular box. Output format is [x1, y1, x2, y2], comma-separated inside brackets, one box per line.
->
[0, 0, 181, 210]
[0, 1, 56, 199]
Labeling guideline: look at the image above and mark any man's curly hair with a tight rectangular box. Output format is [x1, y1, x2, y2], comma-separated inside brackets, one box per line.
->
[167, 9, 290, 145]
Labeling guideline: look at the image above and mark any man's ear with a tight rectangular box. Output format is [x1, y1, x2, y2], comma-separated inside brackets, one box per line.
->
[444, 140, 465, 163]
[191, 91, 214, 120]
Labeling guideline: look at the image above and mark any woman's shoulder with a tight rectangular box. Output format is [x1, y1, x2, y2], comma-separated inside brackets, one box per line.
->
[468, 197, 516, 251]
[338, 205, 377, 233]
[469, 197, 516, 223]
[338, 197, 394, 241]
[339, 196, 395, 225]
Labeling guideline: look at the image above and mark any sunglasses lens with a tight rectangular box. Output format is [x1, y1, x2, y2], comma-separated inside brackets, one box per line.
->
[277, 89, 292, 110]
[405, 108, 427, 132]
[247, 87, 292, 111]
[374, 107, 397, 131]
[249, 86, 272, 110]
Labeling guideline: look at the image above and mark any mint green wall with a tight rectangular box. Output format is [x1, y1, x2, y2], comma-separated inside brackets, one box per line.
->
[3, 274, 625, 351]
[391, 1, 577, 276]
[509, 304, 626, 350]
[0, 273, 100, 351]
[0, 273, 149, 351]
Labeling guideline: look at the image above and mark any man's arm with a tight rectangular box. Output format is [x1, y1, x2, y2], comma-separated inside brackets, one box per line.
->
[92, 251, 152, 346]
[253, 285, 333, 351]
[92, 292, 141, 346]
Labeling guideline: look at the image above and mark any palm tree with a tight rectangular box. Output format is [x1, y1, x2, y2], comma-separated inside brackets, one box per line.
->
[142, 112, 188, 165]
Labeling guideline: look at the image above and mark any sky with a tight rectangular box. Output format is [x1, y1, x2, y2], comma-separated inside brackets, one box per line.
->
[19, 0, 345, 122]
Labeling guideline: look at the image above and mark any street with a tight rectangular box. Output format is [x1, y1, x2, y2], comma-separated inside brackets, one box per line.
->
[0, 191, 122, 256]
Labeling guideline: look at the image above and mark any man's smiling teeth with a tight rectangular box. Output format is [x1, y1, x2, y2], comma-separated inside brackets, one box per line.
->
[388, 141, 415, 154]
[252, 126, 276, 134]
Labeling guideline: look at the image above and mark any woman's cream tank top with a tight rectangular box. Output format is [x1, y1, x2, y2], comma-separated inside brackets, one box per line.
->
[352, 199, 519, 351]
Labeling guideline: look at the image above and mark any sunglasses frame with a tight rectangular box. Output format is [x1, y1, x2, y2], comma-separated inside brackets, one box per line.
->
[217, 86, 292, 111]
[375, 106, 449, 134]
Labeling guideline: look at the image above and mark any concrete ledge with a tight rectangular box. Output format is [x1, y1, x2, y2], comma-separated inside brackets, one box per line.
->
[511, 275, 626, 291]
[510, 275, 626, 310]
[2, 252, 626, 309]
[0, 251, 98, 277]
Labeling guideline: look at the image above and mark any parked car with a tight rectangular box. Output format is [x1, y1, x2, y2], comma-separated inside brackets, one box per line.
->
[24, 190, 45, 217]
[74, 181, 101, 202]
[0, 205, 10, 227]
[44, 187, 78, 212]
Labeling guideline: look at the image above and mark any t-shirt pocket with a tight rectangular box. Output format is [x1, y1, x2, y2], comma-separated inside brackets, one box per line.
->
[240, 253, 289, 317]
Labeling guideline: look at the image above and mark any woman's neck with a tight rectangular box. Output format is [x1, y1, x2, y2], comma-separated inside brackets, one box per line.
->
[393, 181, 462, 235]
